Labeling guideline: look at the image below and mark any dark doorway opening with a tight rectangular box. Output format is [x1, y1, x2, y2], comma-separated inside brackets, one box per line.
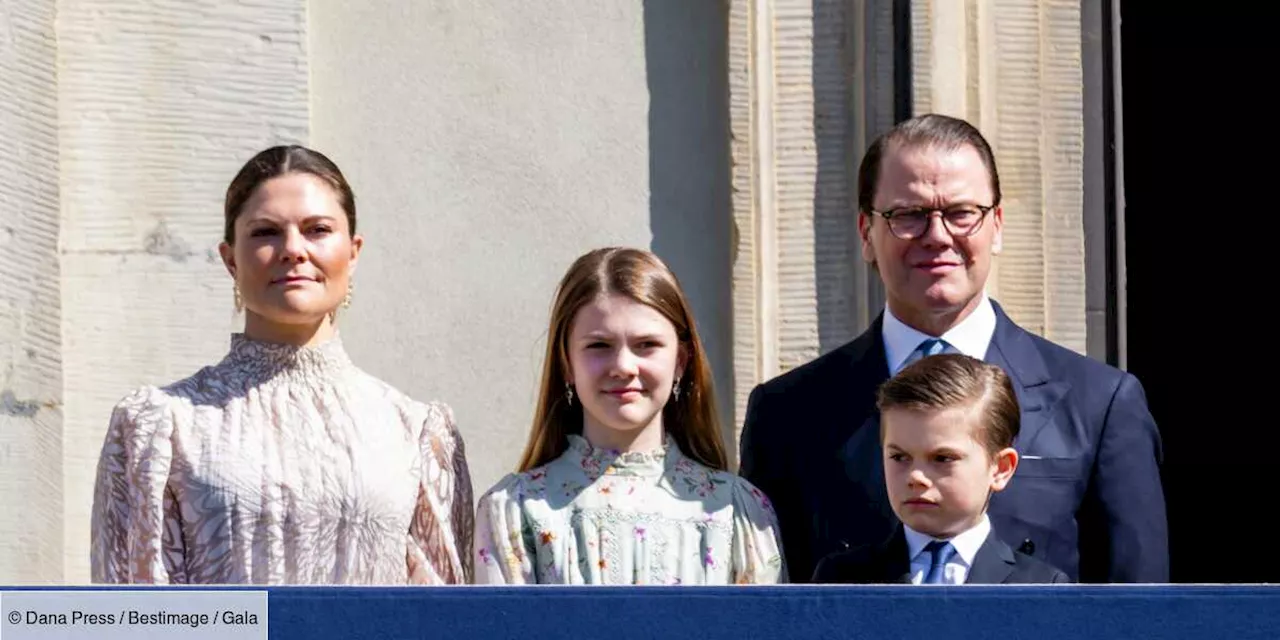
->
[1119, 3, 1276, 583]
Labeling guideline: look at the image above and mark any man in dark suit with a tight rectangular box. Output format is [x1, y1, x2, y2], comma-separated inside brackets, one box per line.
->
[812, 353, 1069, 585]
[739, 113, 1167, 584]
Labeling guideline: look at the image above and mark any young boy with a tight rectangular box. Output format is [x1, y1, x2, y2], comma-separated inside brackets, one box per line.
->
[812, 353, 1069, 584]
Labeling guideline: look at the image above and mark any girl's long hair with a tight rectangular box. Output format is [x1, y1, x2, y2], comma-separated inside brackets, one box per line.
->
[516, 247, 727, 472]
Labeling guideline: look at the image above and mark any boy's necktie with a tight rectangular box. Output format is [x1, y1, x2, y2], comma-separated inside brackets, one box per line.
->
[922, 540, 957, 584]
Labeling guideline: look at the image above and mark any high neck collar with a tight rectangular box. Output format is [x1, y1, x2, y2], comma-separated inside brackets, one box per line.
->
[566, 433, 676, 480]
[221, 332, 353, 382]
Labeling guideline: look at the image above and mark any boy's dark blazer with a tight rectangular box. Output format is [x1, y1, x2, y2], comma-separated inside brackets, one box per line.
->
[811, 525, 1071, 584]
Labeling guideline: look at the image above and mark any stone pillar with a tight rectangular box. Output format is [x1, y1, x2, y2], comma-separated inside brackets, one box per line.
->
[728, 0, 896, 438]
[0, 0, 62, 584]
[912, 0, 1086, 351]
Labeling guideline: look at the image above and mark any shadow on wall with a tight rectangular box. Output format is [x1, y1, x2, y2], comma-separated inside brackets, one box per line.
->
[813, 0, 904, 352]
[812, 0, 862, 355]
[642, 0, 736, 465]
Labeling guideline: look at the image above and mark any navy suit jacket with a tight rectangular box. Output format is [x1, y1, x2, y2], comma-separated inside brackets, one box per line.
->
[739, 300, 1168, 583]
[811, 524, 1071, 584]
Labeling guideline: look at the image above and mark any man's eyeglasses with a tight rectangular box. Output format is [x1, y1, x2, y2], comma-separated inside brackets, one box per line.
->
[866, 204, 996, 240]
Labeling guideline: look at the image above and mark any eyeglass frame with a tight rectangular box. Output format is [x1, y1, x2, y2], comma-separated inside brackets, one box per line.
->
[863, 203, 999, 240]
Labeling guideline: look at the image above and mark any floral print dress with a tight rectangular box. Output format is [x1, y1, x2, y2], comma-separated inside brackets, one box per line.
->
[473, 434, 786, 584]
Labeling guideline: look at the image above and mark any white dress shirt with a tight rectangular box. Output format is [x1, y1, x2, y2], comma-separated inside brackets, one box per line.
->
[881, 293, 998, 375]
[903, 515, 992, 585]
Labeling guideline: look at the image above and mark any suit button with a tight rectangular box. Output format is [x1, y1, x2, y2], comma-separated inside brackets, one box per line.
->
[1018, 539, 1035, 555]
[838, 540, 850, 550]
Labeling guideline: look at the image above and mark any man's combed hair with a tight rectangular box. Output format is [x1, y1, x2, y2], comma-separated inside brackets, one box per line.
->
[857, 113, 1002, 213]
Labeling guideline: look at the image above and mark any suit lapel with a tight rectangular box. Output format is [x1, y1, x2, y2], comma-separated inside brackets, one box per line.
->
[884, 526, 913, 584]
[984, 301, 1070, 451]
[967, 531, 1016, 584]
[836, 314, 894, 522]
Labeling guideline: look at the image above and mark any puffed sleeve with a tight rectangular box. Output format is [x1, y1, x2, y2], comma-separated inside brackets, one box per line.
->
[729, 478, 788, 584]
[472, 473, 536, 584]
[407, 402, 475, 584]
[90, 386, 185, 583]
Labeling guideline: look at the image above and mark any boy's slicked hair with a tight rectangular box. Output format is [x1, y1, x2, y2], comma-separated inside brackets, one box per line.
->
[877, 353, 1020, 457]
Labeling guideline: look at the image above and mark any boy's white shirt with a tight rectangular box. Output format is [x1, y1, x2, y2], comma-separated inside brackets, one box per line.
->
[902, 514, 992, 585]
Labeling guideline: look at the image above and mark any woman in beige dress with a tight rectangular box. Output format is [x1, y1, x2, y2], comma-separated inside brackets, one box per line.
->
[90, 145, 472, 585]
